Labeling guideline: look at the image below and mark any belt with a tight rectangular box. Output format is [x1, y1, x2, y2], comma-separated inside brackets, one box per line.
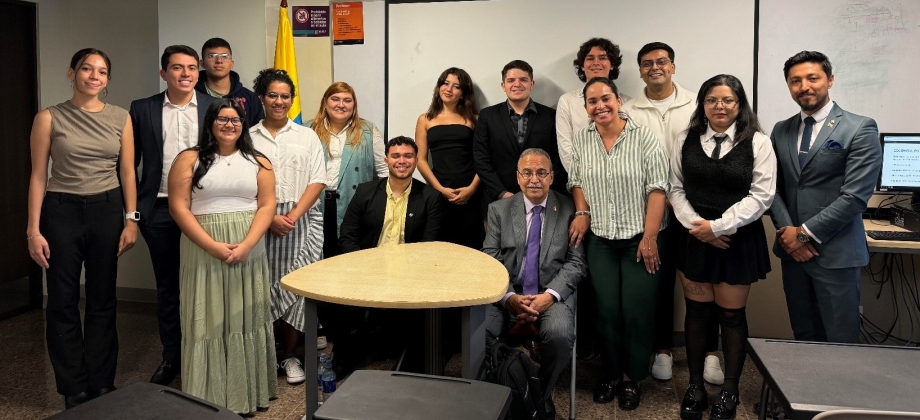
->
[155, 197, 170, 205]
[46, 187, 121, 204]
[324, 190, 339, 200]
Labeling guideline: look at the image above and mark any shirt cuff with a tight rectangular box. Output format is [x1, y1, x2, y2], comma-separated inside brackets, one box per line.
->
[546, 289, 561, 302]
[802, 224, 822, 244]
[499, 292, 515, 306]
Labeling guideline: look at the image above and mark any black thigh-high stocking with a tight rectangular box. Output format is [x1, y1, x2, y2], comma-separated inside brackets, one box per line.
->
[717, 305, 748, 394]
[684, 298, 716, 385]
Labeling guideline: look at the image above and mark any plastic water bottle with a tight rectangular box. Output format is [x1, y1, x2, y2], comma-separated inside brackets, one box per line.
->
[321, 357, 336, 401]
[317, 353, 327, 404]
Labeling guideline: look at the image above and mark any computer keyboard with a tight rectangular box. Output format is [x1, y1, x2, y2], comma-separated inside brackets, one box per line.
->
[866, 230, 920, 241]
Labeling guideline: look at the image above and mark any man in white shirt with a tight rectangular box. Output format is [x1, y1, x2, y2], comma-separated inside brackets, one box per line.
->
[621, 42, 723, 385]
[130, 45, 216, 386]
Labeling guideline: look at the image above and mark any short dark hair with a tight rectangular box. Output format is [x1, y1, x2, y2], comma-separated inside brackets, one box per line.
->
[253, 68, 296, 98]
[386, 136, 418, 155]
[70, 48, 112, 79]
[687, 74, 762, 142]
[783, 51, 833, 79]
[501, 60, 533, 80]
[202, 37, 232, 55]
[160, 45, 199, 71]
[573, 38, 623, 82]
[636, 42, 675, 65]
[582, 77, 620, 102]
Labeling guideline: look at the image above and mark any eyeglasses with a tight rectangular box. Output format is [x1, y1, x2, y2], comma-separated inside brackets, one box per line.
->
[206, 53, 232, 61]
[215, 116, 242, 126]
[265, 92, 293, 101]
[640, 58, 672, 69]
[518, 170, 551, 180]
[703, 98, 738, 108]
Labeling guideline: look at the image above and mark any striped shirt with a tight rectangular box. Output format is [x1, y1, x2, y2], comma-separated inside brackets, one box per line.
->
[567, 114, 670, 240]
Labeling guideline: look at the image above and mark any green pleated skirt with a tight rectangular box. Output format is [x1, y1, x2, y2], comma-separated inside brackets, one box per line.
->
[179, 210, 278, 414]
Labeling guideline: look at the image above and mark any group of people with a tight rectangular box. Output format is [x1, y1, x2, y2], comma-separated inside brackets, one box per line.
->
[27, 34, 881, 420]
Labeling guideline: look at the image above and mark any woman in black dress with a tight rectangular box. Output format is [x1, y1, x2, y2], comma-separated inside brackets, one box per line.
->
[668, 74, 776, 420]
[414, 67, 484, 249]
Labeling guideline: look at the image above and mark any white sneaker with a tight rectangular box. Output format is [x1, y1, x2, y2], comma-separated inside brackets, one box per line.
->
[281, 357, 306, 384]
[703, 355, 724, 385]
[317, 336, 328, 350]
[651, 353, 673, 380]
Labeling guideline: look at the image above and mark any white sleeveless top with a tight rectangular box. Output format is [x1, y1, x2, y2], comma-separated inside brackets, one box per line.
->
[190, 150, 260, 215]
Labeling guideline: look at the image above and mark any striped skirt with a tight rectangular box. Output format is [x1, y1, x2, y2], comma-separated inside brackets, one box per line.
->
[179, 210, 278, 414]
[265, 202, 324, 332]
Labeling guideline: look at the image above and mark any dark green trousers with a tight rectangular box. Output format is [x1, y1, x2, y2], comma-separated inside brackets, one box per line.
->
[585, 232, 660, 382]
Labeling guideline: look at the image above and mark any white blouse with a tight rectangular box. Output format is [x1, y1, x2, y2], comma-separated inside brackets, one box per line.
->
[251, 120, 326, 206]
[324, 120, 388, 191]
[190, 150, 259, 216]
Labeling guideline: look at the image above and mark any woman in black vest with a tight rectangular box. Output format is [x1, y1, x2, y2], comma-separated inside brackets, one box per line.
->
[668, 75, 776, 420]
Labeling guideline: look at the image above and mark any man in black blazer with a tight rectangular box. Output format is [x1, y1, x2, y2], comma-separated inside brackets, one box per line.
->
[474, 60, 568, 214]
[129, 45, 216, 385]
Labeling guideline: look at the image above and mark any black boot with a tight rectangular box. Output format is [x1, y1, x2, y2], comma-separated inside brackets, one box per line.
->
[680, 383, 709, 420]
[709, 390, 739, 420]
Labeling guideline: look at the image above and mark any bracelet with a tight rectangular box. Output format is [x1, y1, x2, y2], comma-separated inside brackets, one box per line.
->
[643, 236, 658, 241]
[574, 210, 591, 217]
[27, 233, 42, 241]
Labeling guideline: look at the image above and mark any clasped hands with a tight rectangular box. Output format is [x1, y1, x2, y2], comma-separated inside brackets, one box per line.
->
[505, 293, 555, 325]
[270, 214, 295, 237]
[776, 226, 819, 262]
[207, 241, 252, 264]
[441, 185, 475, 206]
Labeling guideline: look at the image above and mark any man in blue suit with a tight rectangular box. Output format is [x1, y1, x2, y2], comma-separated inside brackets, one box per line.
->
[768, 51, 881, 343]
[130, 45, 215, 384]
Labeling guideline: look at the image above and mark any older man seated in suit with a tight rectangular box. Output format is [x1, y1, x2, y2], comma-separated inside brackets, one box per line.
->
[483, 148, 586, 417]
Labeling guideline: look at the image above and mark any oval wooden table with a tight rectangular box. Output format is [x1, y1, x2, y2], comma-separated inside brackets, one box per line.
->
[282, 241, 508, 419]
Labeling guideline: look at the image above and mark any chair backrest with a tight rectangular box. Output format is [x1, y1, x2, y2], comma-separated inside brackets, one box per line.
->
[813, 410, 920, 419]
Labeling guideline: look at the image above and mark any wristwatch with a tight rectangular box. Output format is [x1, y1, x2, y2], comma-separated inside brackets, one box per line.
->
[796, 226, 810, 243]
[126, 211, 141, 222]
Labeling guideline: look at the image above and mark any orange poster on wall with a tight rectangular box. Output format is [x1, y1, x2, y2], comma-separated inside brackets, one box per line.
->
[332, 2, 364, 45]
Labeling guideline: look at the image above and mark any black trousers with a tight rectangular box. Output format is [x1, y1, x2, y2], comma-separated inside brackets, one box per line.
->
[322, 193, 340, 258]
[138, 198, 182, 363]
[42, 188, 123, 395]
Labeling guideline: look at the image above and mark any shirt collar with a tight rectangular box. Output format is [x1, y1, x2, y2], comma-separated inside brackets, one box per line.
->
[162, 91, 198, 109]
[800, 100, 834, 124]
[324, 118, 354, 136]
[507, 99, 537, 116]
[385, 179, 412, 198]
[704, 122, 738, 143]
[523, 194, 548, 214]
[252, 119, 297, 140]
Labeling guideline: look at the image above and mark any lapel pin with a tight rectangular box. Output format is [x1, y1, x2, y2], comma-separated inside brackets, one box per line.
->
[828, 119, 835, 128]
[408, 213, 414, 217]
[553, 206, 557, 212]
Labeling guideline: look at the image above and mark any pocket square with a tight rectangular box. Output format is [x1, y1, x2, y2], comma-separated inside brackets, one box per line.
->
[823, 139, 844, 150]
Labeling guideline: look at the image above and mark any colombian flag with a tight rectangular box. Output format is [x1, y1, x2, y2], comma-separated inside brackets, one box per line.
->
[274, 0, 302, 124]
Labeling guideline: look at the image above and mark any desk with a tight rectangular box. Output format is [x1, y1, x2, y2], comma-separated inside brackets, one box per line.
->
[282, 241, 508, 419]
[747, 338, 920, 419]
[864, 220, 920, 255]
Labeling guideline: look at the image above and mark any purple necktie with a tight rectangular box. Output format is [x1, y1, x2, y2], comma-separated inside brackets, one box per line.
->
[522, 205, 543, 295]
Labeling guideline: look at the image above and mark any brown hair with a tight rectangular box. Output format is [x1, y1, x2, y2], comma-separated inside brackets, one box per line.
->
[311, 82, 365, 153]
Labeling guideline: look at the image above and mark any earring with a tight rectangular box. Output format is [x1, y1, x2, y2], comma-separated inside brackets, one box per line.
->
[103, 87, 108, 98]
[70, 80, 74, 89]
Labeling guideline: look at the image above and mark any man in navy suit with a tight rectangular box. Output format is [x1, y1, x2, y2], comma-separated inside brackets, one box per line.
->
[130, 45, 215, 384]
[768, 51, 881, 343]
[474, 60, 567, 215]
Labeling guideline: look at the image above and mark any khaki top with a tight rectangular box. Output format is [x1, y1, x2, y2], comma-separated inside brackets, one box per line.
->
[47, 101, 128, 195]
[282, 241, 508, 309]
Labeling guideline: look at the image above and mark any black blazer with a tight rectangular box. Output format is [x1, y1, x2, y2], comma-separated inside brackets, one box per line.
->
[338, 178, 443, 253]
[473, 100, 568, 213]
[129, 92, 216, 220]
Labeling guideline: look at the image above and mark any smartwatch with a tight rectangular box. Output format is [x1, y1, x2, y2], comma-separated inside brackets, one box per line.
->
[796, 226, 810, 243]
[126, 211, 141, 222]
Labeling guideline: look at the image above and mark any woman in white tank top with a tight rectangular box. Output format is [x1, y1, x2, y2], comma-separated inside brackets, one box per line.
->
[167, 98, 278, 414]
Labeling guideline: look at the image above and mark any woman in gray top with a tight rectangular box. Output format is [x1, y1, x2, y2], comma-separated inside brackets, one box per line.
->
[26, 48, 138, 410]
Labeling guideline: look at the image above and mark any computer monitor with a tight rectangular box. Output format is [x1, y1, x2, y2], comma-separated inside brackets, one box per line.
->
[877, 132, 920, 205]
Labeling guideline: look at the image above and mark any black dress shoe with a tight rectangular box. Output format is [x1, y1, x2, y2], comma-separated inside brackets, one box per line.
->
[680, 383, 709, 420]
[617, 380, 641, 411]
[593, 380, 618, 404]
[150, 360, 180, 385]
[709, 390, 739, 420]
[64, 392, 90, 409]
[92, 386, 117, 398]
[543, 397, 556, 419]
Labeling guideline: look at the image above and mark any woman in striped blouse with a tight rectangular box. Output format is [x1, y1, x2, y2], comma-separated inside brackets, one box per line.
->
[567, 77, 669, 411]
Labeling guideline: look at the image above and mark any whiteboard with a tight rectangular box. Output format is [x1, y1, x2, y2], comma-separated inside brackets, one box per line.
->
[387, 0, 756, 140]
[757, 0, 920, 133]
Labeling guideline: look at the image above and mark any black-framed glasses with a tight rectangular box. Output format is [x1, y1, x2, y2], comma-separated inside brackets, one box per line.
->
[518, 170, 551, 180]
[206, 53, 232, 61]
[265, 92, 293, 101]
[215, 116, 242, 126]
[703, 98, 738, 108]
[640, 58, 672, 69]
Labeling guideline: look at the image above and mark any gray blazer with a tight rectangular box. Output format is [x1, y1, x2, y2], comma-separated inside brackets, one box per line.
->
[768, 103, 882, 269]
[482, 190, 586, 302]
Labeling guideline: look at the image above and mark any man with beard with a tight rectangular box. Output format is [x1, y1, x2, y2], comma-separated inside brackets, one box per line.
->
[769, 50, 881, 344]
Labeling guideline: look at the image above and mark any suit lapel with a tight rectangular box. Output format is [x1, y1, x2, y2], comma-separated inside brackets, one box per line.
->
[539, 192, 558, 265]
[150, 93, 165, 155]
[784, 116, 803, 175]
[499, 104, 521, 153]
[803, 105, 843, 169]
[404, 180, 421, 239]
[509, 196, 527, 274]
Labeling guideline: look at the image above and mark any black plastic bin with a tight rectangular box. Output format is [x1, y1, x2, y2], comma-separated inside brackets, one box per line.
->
[315, 370, 511, 420]
[48, 382, 241, 420]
